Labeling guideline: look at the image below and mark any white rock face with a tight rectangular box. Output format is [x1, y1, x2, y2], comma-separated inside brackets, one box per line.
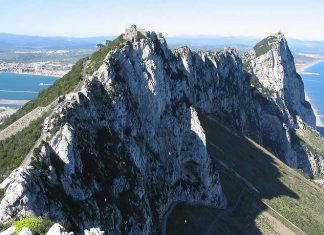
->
[0, 226, 15, 235]
[242, 33, 316, 127]
[46, 223, 73, 235]
[84, 228, 104, 235]
[0, 29, 322, 233]
[0, 31, 227, 234]
[242, 33, 324, 176]
[18, 228, 32, 235]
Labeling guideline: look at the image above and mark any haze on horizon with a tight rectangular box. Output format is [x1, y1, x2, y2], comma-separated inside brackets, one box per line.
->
[0, 0, 323, 41]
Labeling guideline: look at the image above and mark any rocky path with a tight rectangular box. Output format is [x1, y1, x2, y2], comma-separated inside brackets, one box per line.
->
[18, 59, 89, 168]
[0, 106, 50, 141]
[21, 132, 50, 168]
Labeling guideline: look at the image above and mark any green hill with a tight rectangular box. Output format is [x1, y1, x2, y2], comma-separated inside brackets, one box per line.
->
[166, 113, 324, 235]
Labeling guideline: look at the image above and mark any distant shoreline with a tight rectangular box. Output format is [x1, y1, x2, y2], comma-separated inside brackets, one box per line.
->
[299, 59, 324, 127]
[0, 107, 17, 125]
[0, 99, 29, 105]
[0, 71, 60, 78]
[296, 59, 324, 74]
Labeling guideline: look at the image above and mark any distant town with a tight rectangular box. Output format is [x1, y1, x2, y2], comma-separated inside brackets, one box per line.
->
[0, 60, 72, 77]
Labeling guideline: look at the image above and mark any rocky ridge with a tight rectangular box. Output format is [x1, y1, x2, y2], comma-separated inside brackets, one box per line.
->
[242, 33, 316, 127]
[0, 27, 323, 234]
[242, 32, 324, 175]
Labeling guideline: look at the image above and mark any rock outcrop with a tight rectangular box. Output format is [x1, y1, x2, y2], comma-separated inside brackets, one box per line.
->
[242, 33, 324, 175]
[242, 32, 316, 127]
[0, 28, 323, 234]
[0, 29, 227, 234]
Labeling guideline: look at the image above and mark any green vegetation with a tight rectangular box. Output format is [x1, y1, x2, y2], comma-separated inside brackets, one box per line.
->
[296, 125, 324, 156]
[242, 60, 250, 72]
[200, 114, 324, 235]
[87, 35, 125, 75]
[0, 115, 45, 180]
[166, 114, 324, 234]
[0, 222, 11, 233]
[250, 75, 275, 99]
[253, 35, 277, 57]
[0, 59, 84, 130]
[0, 188, 5, 199]
[14, 218, 53, 235]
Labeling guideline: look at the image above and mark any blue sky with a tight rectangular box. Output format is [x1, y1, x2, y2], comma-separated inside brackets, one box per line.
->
[0, 0, 323, 40]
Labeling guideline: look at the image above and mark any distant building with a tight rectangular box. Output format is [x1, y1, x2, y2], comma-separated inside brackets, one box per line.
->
[123, 24, 147, 42]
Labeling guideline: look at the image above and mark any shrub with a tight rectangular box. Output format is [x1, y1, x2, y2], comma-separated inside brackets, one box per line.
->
[250, 75, 274, 99]
[0, 188, 5, 199]
[87, 35, 125, 75]
[253, 35, 277, 57]
[14, 217, 53, 235]
[0, 115, 45, 179]
[0, 222, 11, 233]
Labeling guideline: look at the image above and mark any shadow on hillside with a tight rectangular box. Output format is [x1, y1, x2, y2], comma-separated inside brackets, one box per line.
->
[165, 114, 300, 235]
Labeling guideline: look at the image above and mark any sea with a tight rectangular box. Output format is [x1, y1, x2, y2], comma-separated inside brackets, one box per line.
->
[301, 61, 324, 125]
[0, 73, 57, 108]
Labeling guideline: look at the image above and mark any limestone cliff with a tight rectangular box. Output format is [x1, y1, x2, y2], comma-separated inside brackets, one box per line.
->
[0, 30, 227, 234]
[242, 33, 324, 175]
[0, 28, 323, 234]
[242, 32, 316, 127]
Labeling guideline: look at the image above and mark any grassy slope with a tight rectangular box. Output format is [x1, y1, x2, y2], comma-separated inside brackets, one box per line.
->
[0, 59, 84, 131]
[167, 114, 324, 235]
[296, 125, 324, 162]
[0, 115, 45, 180]
[253, 35, 277, 57]
[86, 35, 125, 75]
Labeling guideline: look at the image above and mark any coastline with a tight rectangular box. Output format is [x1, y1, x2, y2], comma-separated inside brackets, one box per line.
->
[0, 71, 61, 78]
[304, 93, 324, 127]
[0, 107, 17, 125]
[296, 59, 324, 74]
[298, 59, 324, 127]
[0, 99, 29, 105]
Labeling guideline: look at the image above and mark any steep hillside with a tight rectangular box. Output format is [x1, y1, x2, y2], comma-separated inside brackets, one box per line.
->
[199, 114, 324, 234]
[242, 33, 315, 127]
[0, 59, 84, 131]
[242, 33, 324, 177]
[0, 27, 323, 234]
[0, 36, 130, 181]
[167, 115, 324, 235]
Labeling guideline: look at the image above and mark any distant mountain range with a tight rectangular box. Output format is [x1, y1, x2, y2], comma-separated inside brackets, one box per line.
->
[1, 33, 324, 53]
[0, 33, 116, 50]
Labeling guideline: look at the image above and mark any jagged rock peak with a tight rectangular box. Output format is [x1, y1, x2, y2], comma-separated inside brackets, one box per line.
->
[242, 32, 316, 127]
[123, 24, 165, 44]
[0, 26, 230, 233]
[0, 26, 322, 234]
